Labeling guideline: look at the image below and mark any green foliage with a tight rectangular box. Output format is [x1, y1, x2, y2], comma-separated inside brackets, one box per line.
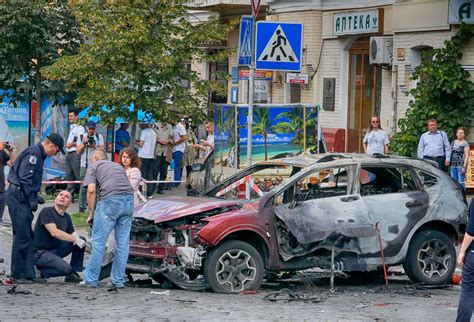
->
[0, 0, 80, 139]
[272, 107, 316, 147]
[71, 212, 88, 228]
[42, 0, 237, 125]
[391, 24, 474, 156]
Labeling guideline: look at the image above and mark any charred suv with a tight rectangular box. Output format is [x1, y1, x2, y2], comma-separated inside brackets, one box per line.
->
[127, 154, 468, 293]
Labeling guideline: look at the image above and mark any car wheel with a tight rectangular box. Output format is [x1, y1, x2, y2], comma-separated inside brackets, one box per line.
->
[204, 240, 264, 293]
[403, 230, 456, 285]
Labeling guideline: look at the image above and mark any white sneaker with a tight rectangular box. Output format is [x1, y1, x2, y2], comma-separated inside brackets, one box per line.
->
[147, 196, 153, 199]
[78, 280, 96, 288]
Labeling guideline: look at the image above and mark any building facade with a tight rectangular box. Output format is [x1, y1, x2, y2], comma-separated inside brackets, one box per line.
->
[189, 0, 474, 151]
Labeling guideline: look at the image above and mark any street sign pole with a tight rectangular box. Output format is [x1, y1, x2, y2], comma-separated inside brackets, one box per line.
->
[246, 2, 259, 199]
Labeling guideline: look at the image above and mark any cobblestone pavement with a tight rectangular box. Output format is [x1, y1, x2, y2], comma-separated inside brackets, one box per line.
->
[0, 189, 466, 321]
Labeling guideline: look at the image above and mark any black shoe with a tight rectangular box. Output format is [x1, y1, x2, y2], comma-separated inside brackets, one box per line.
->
[14, 277, 47, 284]
[65, 272, 82, 283]
[79, 208, 87, 213]
[156, 190, 165, 195]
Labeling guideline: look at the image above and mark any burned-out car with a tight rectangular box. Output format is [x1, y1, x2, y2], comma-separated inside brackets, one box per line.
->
[127, 154, 468, 293]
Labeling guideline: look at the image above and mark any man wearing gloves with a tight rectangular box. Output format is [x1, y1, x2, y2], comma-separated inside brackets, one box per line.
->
[33, 190, 86, 283]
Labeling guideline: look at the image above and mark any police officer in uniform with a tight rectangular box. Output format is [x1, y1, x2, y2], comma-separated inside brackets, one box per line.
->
[6, 133, 65, 283]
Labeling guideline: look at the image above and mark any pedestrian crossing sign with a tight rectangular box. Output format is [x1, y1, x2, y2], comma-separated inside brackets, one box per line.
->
[238, 16, 254, 66]
[255, 22, 303, 71]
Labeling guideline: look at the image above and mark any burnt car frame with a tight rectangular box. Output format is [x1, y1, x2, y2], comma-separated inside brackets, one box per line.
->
[127, 154, 468, 293]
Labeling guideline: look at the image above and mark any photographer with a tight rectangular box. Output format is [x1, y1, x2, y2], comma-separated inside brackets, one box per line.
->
[0, 140, 15, 223]
[65, 110, 85, 200]
[77, 121, 104, 213]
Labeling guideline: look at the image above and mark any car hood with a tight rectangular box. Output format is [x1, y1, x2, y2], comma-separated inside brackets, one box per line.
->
[134, 197, 242, 223]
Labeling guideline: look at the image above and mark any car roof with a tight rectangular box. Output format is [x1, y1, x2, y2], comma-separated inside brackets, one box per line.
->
[261, 153, 435, 169]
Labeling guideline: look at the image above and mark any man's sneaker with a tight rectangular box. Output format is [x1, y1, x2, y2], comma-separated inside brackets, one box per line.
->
[78, 280, 96, 288]
[107, 282, 125, 289]
[65, 272, 82, 283]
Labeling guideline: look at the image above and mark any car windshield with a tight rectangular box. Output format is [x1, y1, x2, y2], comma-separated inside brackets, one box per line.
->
[205, 163, 299, 201]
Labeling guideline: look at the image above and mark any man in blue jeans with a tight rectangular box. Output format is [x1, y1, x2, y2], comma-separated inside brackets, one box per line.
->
[171, 119, 187, 187]
[457, 198, 474, 322]
[81, 148, 134, 288]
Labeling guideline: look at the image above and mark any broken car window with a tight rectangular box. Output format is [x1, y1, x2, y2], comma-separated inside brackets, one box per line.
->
[212, 164, 295, 200]
[275, 166, 349, 205]
[360, 166, 417, 196]
[414, 169, 439, 188]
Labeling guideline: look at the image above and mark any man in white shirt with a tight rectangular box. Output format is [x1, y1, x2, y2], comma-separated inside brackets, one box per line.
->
[194, 121, 215, 157]
[64, 110, 85, 199]
[136, 123, 157, 198]
[171, 119, 187, 187]
[76, 121, 105, 212]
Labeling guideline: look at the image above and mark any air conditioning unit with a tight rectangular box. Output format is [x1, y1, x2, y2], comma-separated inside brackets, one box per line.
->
[369, 37, 393, 65]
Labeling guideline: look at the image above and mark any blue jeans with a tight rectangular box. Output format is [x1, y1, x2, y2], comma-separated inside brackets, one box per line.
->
[450, 166, 465, 188]
[84, 194, 134, 287]
[172, 151, 184, 186]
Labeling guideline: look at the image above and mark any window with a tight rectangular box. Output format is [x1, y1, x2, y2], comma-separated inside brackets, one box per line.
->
[415, 169, 438, 188]
[275, 166, 349, 205]
[360, 166, 417, 196]
[212, 164, 295, 201]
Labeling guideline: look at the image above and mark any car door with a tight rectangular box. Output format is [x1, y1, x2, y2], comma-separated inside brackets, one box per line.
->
[358, 163, 429, 258]
[271, 163, 377, 261]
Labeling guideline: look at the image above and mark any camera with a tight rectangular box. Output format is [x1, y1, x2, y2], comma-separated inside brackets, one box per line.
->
[87, 136, 95, 146]
[3, 142, 11, 150]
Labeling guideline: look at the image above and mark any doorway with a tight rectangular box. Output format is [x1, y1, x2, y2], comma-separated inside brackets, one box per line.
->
[347, 38, 381, 153]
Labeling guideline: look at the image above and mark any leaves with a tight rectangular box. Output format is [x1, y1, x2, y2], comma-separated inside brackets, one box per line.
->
[391, 24, 474, 156]
[42, 0, 236, 125]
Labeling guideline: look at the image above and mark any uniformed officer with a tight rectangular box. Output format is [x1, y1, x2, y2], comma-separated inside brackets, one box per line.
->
[6, 133, 64, 283]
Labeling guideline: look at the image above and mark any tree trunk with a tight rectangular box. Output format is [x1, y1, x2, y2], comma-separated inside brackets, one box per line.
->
[34, 69, 42, 144]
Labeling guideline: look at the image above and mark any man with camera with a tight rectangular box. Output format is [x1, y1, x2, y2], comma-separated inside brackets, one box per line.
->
[77, 121, 104, 213]
[0, 140, 15, 223]
[6, 133, 65, 283]
[65, 110, 85, 201]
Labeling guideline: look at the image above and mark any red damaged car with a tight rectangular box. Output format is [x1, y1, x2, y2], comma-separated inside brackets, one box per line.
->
[126, 154, 467, 293]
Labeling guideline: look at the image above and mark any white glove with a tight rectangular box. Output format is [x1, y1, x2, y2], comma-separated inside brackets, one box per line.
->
[72, 232, 86, 249]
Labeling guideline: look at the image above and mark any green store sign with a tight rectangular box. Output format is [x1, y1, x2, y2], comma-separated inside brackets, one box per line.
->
[333, 10, 379, 36]
[449, 0, 473, 24]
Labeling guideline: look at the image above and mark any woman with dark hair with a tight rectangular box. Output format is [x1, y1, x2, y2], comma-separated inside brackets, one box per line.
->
[119, 148, 142, 205]
[363, 115, 389, 155]
[450, 127, 470, 189]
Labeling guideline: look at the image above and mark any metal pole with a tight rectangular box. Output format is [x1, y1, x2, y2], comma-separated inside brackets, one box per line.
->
[246, 16, 256, 200]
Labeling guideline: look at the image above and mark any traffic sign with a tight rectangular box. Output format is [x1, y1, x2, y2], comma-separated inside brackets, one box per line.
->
[238, 16, 254, 66]
[255, 22, 303, 71]
[231, 86, 239, 104]
[251, 0, 261, 17]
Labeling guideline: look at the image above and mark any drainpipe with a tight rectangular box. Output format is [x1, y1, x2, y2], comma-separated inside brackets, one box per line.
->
[391, 65, 398, 135]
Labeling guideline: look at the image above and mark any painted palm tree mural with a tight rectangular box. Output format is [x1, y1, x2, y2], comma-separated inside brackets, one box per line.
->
[213, 104, 318, 167]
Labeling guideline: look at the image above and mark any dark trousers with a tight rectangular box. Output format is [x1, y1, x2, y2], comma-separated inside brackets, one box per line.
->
[34, 239, 85, 278]
[140, 157, 156, 197]
[65, 151, 81, 195]
[155, 154, 169, 192]
[6, 186, 35, 279]
[457, 250, 474, 322]
[0, 191, 5, 222]
[424, 155, 446, 171]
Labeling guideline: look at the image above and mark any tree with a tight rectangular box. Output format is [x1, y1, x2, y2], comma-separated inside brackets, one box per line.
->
[250, 108, 271, 161]
[391, 24, 474, 156]
[42, 0, 235, 129]
[0, 0, 81, 142]
[272, 107, 316, 147]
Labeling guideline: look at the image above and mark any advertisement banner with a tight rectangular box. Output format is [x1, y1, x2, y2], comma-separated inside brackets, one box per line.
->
[0, 91, 30, 153]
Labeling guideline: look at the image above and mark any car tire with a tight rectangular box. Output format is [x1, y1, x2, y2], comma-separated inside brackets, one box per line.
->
[403, 230, 456, 285]
[204, 240, 264, 293]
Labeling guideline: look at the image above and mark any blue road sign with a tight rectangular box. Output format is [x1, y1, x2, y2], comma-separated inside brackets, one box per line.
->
[255, 22, 303, 71]
[238, 16, 254, 66]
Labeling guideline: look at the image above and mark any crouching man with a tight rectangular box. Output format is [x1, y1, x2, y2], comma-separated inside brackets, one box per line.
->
[34, 190, 86, 283]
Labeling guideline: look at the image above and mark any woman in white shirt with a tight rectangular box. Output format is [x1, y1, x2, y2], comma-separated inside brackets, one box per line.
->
[363, 115, 389, 155]
[119, 148, 142, 205]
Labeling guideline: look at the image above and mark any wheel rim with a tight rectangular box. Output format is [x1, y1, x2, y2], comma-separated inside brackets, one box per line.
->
[215, 249, 257, 292]
[416, 238, 452, 279]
